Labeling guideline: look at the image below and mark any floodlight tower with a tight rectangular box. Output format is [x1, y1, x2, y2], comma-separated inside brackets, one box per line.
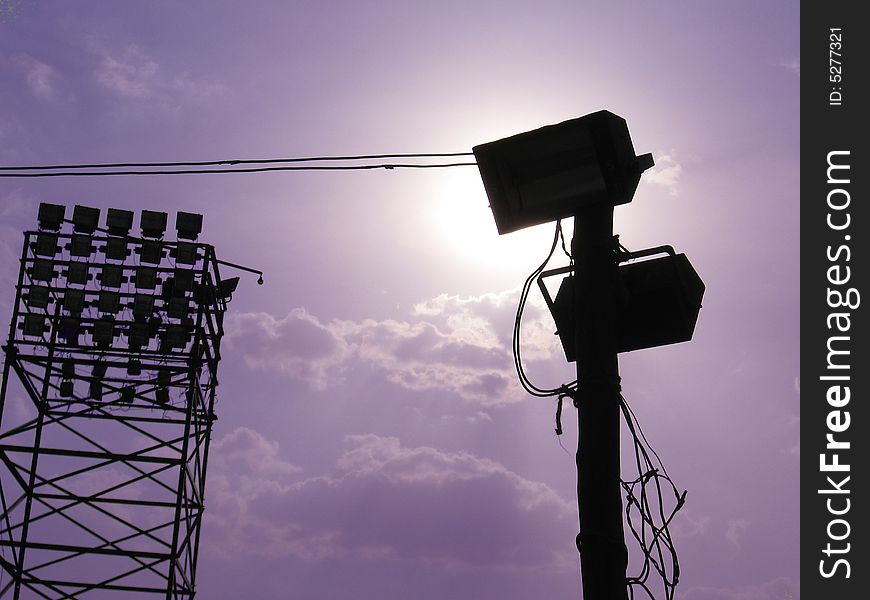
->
[0, 204, 246, 598]
[474, 111, 703, 599]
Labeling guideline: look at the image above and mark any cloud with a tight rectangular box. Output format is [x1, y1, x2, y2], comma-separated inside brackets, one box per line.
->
[725, 518, 750, 548]
[225, 290, 561, 404]
[10, 53, 64, 103]
[205, 431, 575, 571]
[91, 43, 224, 111]
[643, 152, 682, 196]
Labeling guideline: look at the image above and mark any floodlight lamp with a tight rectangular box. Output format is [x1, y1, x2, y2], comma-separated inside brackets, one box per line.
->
[176, 211, 203, 241]
[165, 324, 188, 349]
[89, 380, 103, 401]
[217, 277, 240, 300]
[32, 259, 55, 282]
[133, 294, 156, 319]
[99, 265, 124, 288]
[59, 379, 74, 398]
[167, 297, 190, 319]
[99, 290, 121, 314]
[158, 369, 172, 387]
[128, 322, 151, 350]
[140, 240, 163, 264]
[66, 262, 90, 285]
[93, 318, 115, 347]
[22, 314, 46, 337]
[135, 267, 158, 290]
[472, 110, 655, 235]
[58, 317, 80, 343]
[127, 359, 142, 376]
[35, 233, 59, 257]
[106, 208, 134, 236]
[92, 361, 108, 378]
[120, 386, 135, 403]
[105, 237, 128, 261]
[62, 360, 75, 379]
[70, 234, 95, 258]
[72, 205, 100, 234]
[26, 286, 50, 309]
[63, 289, 86, 314]
[155, 388, 170, 405]
[38, 203, 65, 231]
[173, 269, 195, 293]
[175, 242, 199, 265]
[140, 210, 168, 239]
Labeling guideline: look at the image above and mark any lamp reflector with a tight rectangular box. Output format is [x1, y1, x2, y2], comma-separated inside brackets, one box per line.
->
[105, 237, 127, 261]
[140, 240, 163, 264]
[67, 262, 89, 285]
[99, 265, 124, 288]
[32, 259, 55, 282]
[70, 234, 95, 258]
[106, 208, 134, 236]
[26, 286, 50, 309]
[175, 242, 199, 265]
[93, 318, 115, 347]
[133, 294, 156, 318]
[140, 210, 168, 239]
[98, 290, 121, 314]
[59, 379, 74, 397]
[167, 297, 190, 319]
[176, 211, 203, 241]
[72, 205, 100, 234]
[135, 267, 158, 290]
[63, 289, 86, 314]
[120, 386, 134, 403]
[218, 277, 240, 300]
[38, 203, 65, 231]
[23, 314, 46, 337]
[35, 233, 59, 257]
[58, 317, 80, 343]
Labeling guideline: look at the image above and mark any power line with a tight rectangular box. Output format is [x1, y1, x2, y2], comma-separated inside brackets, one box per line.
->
[0, 152, 477, 178]
[0, 162, 477, 178]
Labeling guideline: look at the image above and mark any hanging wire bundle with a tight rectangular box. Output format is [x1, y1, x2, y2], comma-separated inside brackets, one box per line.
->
[512, 220, 685, 600]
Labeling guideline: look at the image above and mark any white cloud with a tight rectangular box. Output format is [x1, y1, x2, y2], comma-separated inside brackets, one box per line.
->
[225, 290, 563, 404]
[205, 431, 575, 571]
[779, 59, 800, 76]
[91, 43, 224, 111]
[684, 577, 797, 600]
[643, 152, 683, 196]
[10, 53, 64, 103]
[725, 518, 750, 548]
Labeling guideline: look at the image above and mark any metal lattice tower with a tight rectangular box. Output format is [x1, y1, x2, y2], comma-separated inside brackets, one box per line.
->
[0, 205, 235, 598]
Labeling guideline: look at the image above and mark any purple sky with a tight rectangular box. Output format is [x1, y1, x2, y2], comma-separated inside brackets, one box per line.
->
[0, 1, 799, 599]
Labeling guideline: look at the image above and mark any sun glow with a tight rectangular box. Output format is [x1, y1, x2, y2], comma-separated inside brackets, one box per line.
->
[434, 170, 568, 273]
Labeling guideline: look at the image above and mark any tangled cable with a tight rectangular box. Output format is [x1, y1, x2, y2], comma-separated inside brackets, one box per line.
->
[620, 394, 685, 600]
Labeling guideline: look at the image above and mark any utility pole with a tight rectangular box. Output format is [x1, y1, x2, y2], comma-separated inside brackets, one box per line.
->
[573, 204, 628, 599]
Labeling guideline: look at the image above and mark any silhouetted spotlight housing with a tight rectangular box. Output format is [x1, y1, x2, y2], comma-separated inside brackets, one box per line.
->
[473, 110, 654, 235]
[73, 205, 100, 234]
[176, 212, 203, 241]
[217, 277, 240, 300]
[106, 208, 134, 237]
[140, 210, 168, 239]
[38, 203, 65, 231]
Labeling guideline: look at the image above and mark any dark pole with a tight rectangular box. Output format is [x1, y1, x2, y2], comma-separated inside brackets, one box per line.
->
[573, 204, 628, 599]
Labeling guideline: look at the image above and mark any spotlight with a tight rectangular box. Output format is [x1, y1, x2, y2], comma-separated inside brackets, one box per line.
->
[165, 324, 188, 349]
[70, 234, 95, 258]
[140, 240, 163, 264]
[66, 262, 90, 285]
[99, 265, 124, 288]
[175, 242, 199, 265]
[133, 294, 156, 319]
[173, 269, 195, 293]
[99, 290, 121, 314]
[106, 208, 134, 236]
[93, 318, 115, 347]
[23, 314, 46, 337]
[473, 110, 654, 234]
[38, 203, 65, 231]
[128, 322, 150, 350]
[140, 210, 168, 239]
[58, 317, 80, 343]
[31, 259, 55, 282]
[26, 286, 50, 309]
[92, 361, 108, 378]
[127, 359, 142, 376]
[134, 267, 158, 290]
[89, 379, 103, 401]
[217, 277, 240, 300]
[63, 289, 86, 314]
[120, 386, 134, 403]
[35, 233, 59, 257]
[62, 360, 75, 379]
[167, 297, 190, 319]
[72, 205, 100, 234]
[59, 379, 74, 398]
[158, 369, 172, 387]
[176, 211, 203, 241]
[155, 388, 170, 405]
[105, 237, 128, 261]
